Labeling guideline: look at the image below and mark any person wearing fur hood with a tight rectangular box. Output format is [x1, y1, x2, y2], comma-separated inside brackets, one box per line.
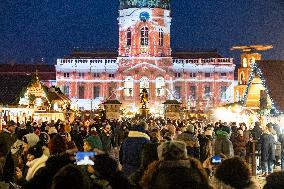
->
[211, 157, 257, 189]
[16, 143, 48, 182]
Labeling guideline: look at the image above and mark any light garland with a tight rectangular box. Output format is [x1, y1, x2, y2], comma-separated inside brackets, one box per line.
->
[242, 63, 282, 116]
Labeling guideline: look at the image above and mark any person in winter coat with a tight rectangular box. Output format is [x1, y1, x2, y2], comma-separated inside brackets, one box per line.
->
[0, 121, 17, 157]
[51, 164, 90, 189]
[212, 157, 257, 189]
[232, 129, 247, 159]
[129, 128, 161, 188]
[88, 154, 132, 189]
[21, 148, 77, 189]
[214, 127, 234, 158]
[198, 128, 214, 163]
[83, 134, 103, 152]
[278, 130, 284, 170]
[16, 143, 48, 182]
[251, 122, 262, 152]
[70, 124, 84, 151]
[141, 141, 211, 189]
[119, 123, 150, 177]
[260, 124, 276, 176]
[100, 123, 114, 153]
[263, 171, 284, 189]
[176, 124, 200, 159]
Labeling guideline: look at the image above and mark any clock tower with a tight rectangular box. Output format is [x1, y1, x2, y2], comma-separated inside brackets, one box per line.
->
[118, 0, 172, 68]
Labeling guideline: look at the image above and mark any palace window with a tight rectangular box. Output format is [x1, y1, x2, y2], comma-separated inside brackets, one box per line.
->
[108, 87, 114, 99]
[158, 28, 164, 46]
[204, 86, 211, 99]
[78, 86, 85, 99]
[124, 77, 134, 97]
[109, 73, 115, 78]
[205, 73, 211, 78]
[220, 72, 227, 77]
[94, 73, 100, 78]
[93, 86, 100, 98]
[190, 73, 196, 78]
[175, 86, 181, 99]
[175, 72, 182, 78]
[221, 86, 227, 100]
[78, 72, 85, 78]
[140, 77, 150, 94]
[140, 27, 149, 46]
[156, 77, 165, 96]
[62, 85, 69, 97]
[126, 28, 131, 46]
[190, 86, 196, 99]
[63, 73, 70, 78]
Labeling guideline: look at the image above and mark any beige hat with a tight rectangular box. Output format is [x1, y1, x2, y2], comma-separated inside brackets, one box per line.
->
[157, 141, 187, 161]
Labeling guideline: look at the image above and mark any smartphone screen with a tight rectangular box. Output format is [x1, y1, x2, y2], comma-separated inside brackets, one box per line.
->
[75, 152, 96, 165]
[211, 155, 222, 164]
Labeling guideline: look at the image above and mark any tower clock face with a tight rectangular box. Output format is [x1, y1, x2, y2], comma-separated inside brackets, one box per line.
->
[139, 12, 150, 21]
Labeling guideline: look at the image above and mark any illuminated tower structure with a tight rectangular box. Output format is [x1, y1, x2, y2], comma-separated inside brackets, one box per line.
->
[117, 0, 172, 110]
[232, 45, 273, 102]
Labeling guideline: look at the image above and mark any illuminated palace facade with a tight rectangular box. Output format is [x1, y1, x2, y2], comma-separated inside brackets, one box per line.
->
[56, 0, 235, 112]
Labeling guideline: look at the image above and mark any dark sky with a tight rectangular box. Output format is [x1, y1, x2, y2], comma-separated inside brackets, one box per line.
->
[0, 0, 283, 64]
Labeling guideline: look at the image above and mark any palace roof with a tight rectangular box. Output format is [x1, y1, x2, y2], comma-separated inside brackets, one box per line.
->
[172, 50, 223, 59]
[255, 60, 284, 113]
[67, 49, 118, 59]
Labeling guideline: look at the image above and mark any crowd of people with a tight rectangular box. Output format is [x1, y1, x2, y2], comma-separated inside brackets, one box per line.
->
[0, 116, 284, 189]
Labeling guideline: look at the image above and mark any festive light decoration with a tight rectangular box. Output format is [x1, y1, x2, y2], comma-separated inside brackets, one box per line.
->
[119, 0, 170, 9]
[242, 63, 282, 116]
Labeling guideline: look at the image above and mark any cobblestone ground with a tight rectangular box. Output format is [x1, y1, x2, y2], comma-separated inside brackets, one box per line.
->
[252, 166, 281, 189]
[252, 176, 266, 189]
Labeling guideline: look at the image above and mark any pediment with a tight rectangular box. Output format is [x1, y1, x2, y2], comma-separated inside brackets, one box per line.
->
[123, 62, 167, 74]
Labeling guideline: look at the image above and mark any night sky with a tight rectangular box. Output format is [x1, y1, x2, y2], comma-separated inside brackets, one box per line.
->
[0, 0, 283, 64]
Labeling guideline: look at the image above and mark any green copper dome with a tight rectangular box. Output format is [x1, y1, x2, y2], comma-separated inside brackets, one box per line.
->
[119, 0, 170, 10]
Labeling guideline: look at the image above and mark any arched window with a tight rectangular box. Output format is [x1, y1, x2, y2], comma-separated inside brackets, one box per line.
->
[140, 76, 150, 94]
[126, 28, 131, 46]
[243, 58, 247, 68]
[158, 28, 164, 46]
[140, 27, 149, 46]
[124, 76, 134, 97]
[156, 77, 165, 96]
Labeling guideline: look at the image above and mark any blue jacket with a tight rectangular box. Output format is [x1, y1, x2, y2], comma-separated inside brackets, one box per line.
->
[119, 130, 150, 176]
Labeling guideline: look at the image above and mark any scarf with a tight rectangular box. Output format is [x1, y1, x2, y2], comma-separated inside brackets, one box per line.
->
[128, 131, 150, 140]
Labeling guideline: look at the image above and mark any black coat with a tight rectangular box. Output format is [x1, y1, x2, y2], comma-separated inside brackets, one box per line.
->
[260, 133, 275, 162]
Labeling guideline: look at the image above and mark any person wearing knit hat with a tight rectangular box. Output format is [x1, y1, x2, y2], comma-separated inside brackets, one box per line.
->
[186, 124, 195, 133]
[215, 127, 234, 158]
[83, 135, 103, 152]
[22, 133, 40, 153]
[157, 141, 187, 161]
[177, 124, 200, 159]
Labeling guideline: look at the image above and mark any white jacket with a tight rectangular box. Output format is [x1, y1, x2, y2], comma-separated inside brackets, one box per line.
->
[26, 154, 48, 181]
